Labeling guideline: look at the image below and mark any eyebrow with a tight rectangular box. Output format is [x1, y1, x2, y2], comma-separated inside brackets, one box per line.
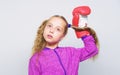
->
[47, 22, 63, 27]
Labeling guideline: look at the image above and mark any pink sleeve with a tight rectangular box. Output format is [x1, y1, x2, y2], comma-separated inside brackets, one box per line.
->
[28, 54, 41, 75]
[77, 35, 98, 62]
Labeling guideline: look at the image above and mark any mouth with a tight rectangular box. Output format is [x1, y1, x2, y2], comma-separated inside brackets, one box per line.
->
[47, 34, 53, 39]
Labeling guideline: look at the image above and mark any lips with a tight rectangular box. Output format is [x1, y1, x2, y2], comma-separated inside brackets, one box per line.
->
[47, 34, 53, 39]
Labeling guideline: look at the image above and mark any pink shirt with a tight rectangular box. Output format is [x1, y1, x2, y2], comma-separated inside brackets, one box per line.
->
[28, 36, 98, 75]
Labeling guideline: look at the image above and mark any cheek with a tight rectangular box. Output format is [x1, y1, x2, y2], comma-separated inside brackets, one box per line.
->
[55, 33, 64, 40]
[43, 28, 48, 37]
[43, 27, 49, 34]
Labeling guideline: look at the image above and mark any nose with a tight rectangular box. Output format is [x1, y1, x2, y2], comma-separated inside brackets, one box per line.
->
[49, 28, 54, 34]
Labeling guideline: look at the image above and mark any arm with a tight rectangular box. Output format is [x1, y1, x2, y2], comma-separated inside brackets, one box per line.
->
[78, 35, 98, 62]
[71, 24, 99, 61]
[28, 54, 41, 75]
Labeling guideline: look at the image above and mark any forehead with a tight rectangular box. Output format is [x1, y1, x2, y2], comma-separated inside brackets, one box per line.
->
[47, 17, 66, 27]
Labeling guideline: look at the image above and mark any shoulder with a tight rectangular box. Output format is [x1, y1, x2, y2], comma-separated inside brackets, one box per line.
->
[57, 47, 79, 54]
[82, 35, 95, 41]
[58, 46, 76, 51]
[29, 52, 39, 63]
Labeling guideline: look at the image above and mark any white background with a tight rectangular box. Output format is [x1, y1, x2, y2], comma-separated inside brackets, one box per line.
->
[0, 0, 120, 75]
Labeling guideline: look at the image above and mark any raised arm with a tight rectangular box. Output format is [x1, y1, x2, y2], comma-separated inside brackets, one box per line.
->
[78, 35, 98, 62]
[71, 26, 99, 62]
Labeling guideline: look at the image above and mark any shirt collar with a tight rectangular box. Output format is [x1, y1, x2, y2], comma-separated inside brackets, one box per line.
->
[43, 47, 59, 50]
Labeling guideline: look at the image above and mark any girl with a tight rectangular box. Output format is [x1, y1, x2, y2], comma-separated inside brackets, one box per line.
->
[28, 15, 99, 75]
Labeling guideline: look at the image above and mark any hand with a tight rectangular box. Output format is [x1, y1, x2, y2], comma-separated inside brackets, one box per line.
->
[72, 6, 91, 38]
[72, 6, 91, 27]
[72, 25, 90, 38]
[71, 23, 87, 31]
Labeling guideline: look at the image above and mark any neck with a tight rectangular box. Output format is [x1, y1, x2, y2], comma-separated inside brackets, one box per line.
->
[45, 43, 58, 49]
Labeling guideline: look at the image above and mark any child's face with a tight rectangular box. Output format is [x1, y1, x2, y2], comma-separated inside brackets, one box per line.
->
[43, 17, 66, 45]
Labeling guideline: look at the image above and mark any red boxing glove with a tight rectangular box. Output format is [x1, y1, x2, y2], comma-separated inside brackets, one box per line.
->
[72, 6, 91, 16]
[72, 6, 91, 38]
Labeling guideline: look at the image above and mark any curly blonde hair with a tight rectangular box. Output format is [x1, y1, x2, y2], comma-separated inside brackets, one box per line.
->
[32, 15, 68, 55]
